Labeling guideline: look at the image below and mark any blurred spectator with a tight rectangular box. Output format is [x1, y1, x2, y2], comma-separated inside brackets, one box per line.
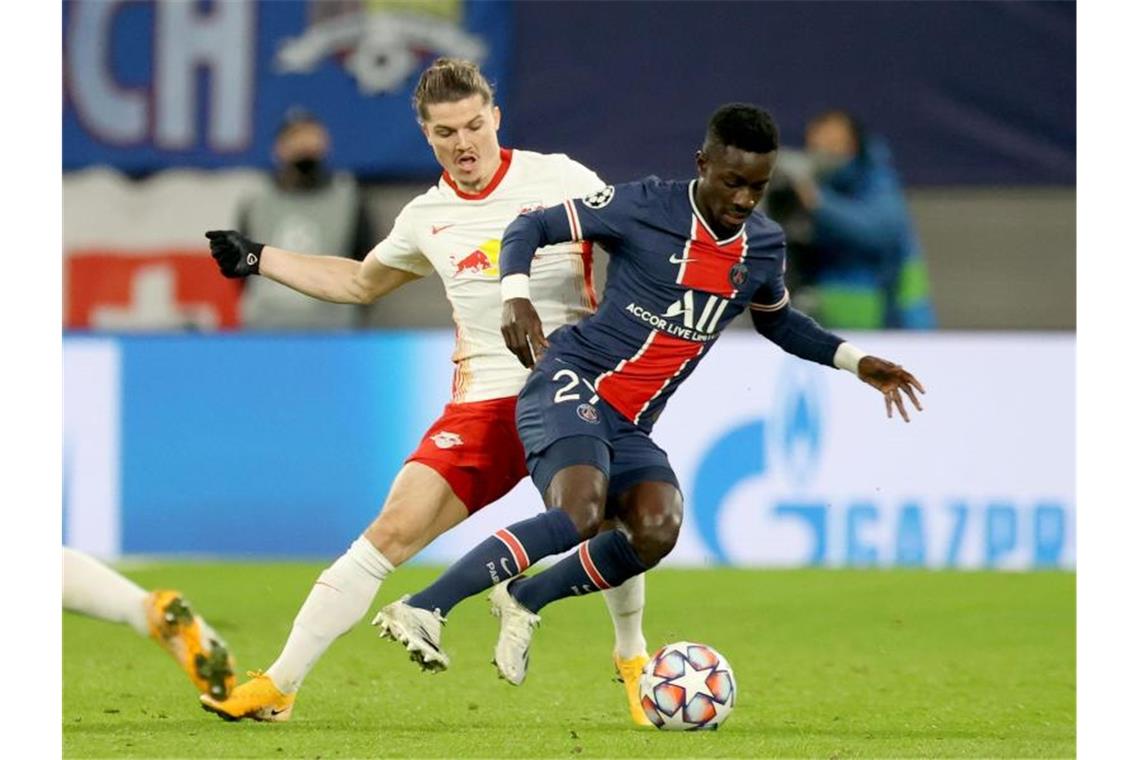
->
[773, 110, 936, 329]
[237, 108, 376, 329]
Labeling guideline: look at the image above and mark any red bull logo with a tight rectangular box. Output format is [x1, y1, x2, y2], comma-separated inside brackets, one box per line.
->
[454, 249, 491, 274]
[450, 239, 501, 277]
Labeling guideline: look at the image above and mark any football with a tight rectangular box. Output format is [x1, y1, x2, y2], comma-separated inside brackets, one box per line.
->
[639, 641, 736, 730]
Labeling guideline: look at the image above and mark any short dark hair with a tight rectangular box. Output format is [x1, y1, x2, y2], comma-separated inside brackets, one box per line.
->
[413, 58, 495, 121]
[704, 104, 779, 155]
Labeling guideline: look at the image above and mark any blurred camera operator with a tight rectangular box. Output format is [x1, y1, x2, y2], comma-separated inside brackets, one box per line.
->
[766, 110, 935, 330]
[236, 108, 376, 329]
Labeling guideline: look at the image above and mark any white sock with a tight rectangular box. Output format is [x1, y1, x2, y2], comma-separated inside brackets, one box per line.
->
[602, 572, 648, 659]
[265, 537, 394, 693]
[62, 547, 150, 637]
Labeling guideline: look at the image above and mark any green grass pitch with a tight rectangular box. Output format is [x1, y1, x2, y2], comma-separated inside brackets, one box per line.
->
[63, 563, 1074, 758]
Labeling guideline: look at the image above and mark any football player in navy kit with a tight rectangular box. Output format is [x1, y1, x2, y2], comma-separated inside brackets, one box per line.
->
[400, 104, 924, 685]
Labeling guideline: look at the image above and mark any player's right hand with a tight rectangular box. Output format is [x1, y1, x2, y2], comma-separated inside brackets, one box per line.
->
[205, 230, 264, 278]
[501, 298, 548, 368]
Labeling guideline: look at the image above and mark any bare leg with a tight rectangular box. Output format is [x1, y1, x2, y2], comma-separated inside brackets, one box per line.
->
[363, 462, 468, 565]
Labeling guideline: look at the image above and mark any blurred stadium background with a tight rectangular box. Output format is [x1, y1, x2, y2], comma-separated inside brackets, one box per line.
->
[63, 0, 1074, 569]
[61, 1, 1074, 755]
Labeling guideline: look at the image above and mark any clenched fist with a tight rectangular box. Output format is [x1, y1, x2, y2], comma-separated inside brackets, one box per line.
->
[205, 230, 264, 279]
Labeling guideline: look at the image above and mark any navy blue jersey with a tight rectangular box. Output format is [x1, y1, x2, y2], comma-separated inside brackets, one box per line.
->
[500, 178, 792, 431]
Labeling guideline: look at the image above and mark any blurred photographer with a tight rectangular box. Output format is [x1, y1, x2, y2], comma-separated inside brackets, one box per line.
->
[237, 108, 376, 329]
[766, 110, 935, 329]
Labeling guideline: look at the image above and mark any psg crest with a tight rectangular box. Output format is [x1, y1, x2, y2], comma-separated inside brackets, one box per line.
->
[729, 262, 749, 287]
[576, 403, 601, 424]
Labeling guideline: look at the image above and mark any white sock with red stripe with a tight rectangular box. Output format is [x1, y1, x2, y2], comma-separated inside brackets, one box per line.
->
[265, 537, 393, 693]
[62, 547, 150, 637]
[602, 573, 649, 660]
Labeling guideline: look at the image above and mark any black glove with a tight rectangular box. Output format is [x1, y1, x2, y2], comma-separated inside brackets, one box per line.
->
[205, 230, 264, 278]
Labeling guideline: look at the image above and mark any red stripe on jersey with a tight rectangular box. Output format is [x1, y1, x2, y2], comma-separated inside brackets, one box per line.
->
[495, 529, 530, 572]
[582, 241, 597, 309]
[564, 200, 582, 241]
[578, 543, 612, 590]
[596, 331, 705, 422]
[676, 219, 746, 297]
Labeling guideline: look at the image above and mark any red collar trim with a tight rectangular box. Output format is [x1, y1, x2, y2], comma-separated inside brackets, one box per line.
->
[441, 148, 513, 200]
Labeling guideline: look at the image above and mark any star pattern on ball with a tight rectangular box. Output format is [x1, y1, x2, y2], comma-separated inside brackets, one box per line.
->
[668, 656, 718, 703]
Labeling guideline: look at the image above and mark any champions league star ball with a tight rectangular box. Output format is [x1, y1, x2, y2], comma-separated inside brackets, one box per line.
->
[639, 641, 736, 730]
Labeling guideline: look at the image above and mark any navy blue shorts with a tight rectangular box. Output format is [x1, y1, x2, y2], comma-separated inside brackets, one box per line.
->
[515, 359, 680, 503]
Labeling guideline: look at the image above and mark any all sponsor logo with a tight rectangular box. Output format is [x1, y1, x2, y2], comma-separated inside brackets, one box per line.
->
[625, 289, 730, 342]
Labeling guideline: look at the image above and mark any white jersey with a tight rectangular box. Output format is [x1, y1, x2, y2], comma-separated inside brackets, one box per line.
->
[368, 149, 604, 403]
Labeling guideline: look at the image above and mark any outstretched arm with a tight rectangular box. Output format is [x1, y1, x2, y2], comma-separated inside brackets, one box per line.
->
[206, 230, 420, 305]
[750, 303, 925, 422]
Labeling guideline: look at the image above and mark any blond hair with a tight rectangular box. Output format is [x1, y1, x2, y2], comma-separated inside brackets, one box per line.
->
[412, 58, 494, 121]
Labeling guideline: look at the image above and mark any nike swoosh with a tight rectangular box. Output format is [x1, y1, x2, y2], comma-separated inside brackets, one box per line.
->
[432, 224, 456, 235]
[668, 254, 695, 264]
[269, 707, 289, 716]
[413, 625, 441, 653]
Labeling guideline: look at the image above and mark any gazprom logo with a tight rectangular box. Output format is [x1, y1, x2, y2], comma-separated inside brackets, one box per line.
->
[687, 355, 1072, 569]
[773, 361, 824, 487]
[692, 358, 823, 564]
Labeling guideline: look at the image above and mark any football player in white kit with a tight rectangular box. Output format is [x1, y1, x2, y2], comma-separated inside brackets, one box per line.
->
[201, 59, 651, 725]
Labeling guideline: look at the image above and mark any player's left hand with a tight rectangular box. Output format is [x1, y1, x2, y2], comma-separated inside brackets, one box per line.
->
[856, 356, 925, 423]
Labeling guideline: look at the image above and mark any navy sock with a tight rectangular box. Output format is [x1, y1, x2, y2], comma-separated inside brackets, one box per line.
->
[511, 530, 649, 613]
[407, 508, 581, 616]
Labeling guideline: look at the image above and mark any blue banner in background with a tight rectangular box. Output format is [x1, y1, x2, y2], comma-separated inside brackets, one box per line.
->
[62, 0, 513, 174]
[62, 1, 1073, 186]
[113, 332, 449, 557]
[63, 332, 1074, 568]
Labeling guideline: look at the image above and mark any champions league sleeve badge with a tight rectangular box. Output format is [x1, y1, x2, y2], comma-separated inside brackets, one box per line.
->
[583, 186, 615, 209]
